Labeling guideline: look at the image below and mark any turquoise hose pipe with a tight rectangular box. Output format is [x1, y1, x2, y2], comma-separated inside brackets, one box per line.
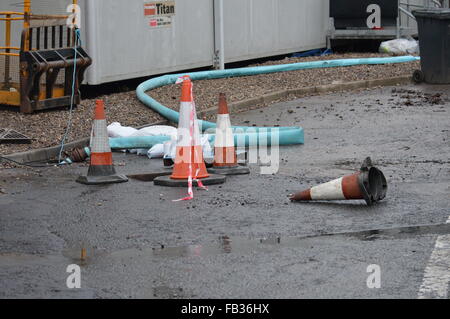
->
[136, 55, 419, 146]
[107, 128, 302, 150]
[109, 136, 172, 150]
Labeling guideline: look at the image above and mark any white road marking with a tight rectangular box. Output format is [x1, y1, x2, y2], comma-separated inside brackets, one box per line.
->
[418, 216, 450, 299]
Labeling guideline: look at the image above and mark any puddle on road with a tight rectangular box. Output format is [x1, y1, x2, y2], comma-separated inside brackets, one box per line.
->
[61, 243, 110, 266]
[326, 223, 450, 241]
[106, 223, 450, 260]
[0, 252, 70, 267]
[2, 224, 449, 270]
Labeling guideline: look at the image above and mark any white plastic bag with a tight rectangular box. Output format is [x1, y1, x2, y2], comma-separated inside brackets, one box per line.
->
[107, 123, 177, 139]
[379, 38, 419, 55]
[136, 148, 150, 156]
[201, 134, 213, 160]
[107, 123, 178, 156]
[161, 135, 213, 161]
[147, 144, 165, 159]
[163, 138, 176, 160]
[130, 125, 177, 139]
[107, 122, 138, 138]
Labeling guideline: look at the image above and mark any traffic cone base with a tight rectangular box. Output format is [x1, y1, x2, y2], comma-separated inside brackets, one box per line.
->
[76, 173, 128, 185]
[207, 165, 250, 176]
[290, 157, 387, 205]
[77, 100, 128, 185]
[208, 145, 250, 175]
[154, 174, 226, 187]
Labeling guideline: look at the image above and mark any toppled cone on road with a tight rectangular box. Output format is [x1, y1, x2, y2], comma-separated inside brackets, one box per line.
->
[289, 157, 387, 205]
[208, 93, 250, 176]
[76, 100, 128, 185]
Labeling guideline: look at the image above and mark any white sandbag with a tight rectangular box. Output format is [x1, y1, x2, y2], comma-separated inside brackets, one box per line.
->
[163, 138, 177, 160]
[107, 122, 138, 138]
[136, 148, 150, 156]
[147, 143, 165, 159]
[201, 134, 213, 159]
[161, 135, 213, 161]
[128, 148, 148, 155]
[130, 125, 177, 138]
[379, 38, 419, 55]
[107, 123, 177, 140]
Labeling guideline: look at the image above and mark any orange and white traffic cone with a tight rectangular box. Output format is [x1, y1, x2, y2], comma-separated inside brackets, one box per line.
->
[76, 100, 128, 185]
[289, 157, 387, 205]
[154, 76, 225, 189]
[208, 93, 250, 175]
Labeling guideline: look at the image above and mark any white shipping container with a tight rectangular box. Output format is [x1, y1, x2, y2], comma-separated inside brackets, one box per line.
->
[80, 0, 216, 84]
[81, 0, 329, 84]
[222, 0, 328, 63]
[0, 0, 329, 85]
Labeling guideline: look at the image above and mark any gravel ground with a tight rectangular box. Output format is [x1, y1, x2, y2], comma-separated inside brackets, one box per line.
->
[0, 52, 419, 156]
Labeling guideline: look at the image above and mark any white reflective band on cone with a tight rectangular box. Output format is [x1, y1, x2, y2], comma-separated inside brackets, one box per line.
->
[310, 177, 345, 200]
[215, 114, 235, 148]
[90, 119, 111, 153]
[177, 101, 201, 147]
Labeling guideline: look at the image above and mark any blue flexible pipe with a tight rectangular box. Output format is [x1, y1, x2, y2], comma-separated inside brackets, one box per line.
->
[136, 55, 419, 136]
[123, 56, 420, 148]
[107, 127, 302, 150]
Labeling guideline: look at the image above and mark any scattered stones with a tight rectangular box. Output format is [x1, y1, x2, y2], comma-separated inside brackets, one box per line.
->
[393, 88, 447, 106]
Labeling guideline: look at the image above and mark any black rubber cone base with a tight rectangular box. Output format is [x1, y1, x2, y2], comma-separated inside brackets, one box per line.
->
[357, 157, 388, 206]
[154, 174, 226, 187]
[127, 171, 171, 182]
[76, 174, 128, 185]
[207, 165, 250, 175]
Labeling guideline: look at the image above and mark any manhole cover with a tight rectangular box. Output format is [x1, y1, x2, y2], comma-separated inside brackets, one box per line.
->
[0, 128, 31, 144]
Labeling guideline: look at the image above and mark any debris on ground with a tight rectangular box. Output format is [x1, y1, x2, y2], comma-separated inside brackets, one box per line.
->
[391, 88, 447, 106]
[379, 38, 419, 55]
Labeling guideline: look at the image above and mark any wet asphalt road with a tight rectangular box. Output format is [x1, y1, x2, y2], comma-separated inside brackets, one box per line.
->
[0, 84, 449, 299]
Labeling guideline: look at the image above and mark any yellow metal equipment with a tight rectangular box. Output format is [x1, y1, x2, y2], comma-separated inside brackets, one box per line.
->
[0, 0, 91, 113]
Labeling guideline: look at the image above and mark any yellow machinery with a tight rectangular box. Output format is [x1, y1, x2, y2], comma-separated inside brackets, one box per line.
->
[0, 0, 91, 113]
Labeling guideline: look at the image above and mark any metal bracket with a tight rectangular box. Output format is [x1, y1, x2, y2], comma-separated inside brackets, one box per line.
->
[213, 50, 221, 70]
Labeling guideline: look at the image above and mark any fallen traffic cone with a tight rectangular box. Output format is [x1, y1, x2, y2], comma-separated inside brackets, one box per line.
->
[289, 157, 387, 205]
[76, 100, 128, 185]
[208, 93, 250, 175]
[154, 76, 225, 187]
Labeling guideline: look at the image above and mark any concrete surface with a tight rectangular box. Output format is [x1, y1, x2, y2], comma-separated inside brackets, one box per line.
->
[0, 83, 449, 299]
